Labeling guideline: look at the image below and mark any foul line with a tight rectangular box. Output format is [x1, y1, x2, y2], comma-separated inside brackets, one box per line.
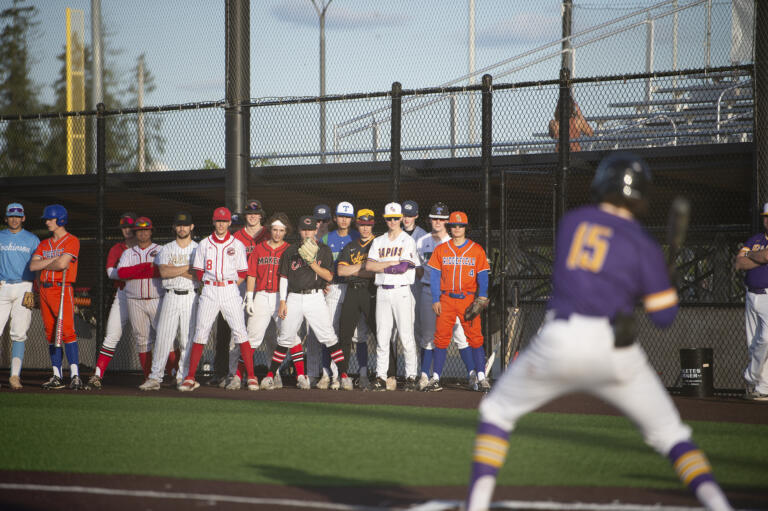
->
[0, 483, 389, 511]
[410, 500, 707, 511]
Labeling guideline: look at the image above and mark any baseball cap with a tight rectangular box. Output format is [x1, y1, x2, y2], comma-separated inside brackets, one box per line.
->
[447, 211, 469, 225]
[429, 202, 450, 219]
[212, 206, 232, 222]
[133, 217, 153, 230]
[761, 203, 768, 216]
[383, 202, 403, 218]
[244, 199, 264, 215]
[173, 211, 193, 226]
[299, 215, 317, 231]
[5, 203, 24, 217]
[313, 204, 331, 221]
[335, 201, 354, 218]
[356, 208, 375, 226]
[402, 200, 419, 217]
[119, 212, 138, 227]
[230, 213, 243, 226]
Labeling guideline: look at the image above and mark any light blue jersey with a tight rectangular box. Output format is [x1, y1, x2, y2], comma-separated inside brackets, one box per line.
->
[0, 229, 40, 282]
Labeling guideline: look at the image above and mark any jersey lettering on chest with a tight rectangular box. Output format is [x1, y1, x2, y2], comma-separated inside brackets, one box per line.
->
[378, 246, 403, 258]
[258, 255, 281, 265]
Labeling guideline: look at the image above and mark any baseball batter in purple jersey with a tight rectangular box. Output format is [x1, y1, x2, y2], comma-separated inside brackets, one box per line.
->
[733, 203, 768, 401]
[466, 153, 732, 511]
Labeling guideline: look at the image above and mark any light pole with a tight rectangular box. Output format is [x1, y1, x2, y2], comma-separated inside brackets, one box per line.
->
[311, 0, 332, 164]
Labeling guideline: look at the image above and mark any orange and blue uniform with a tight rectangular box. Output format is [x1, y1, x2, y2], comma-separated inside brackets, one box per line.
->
[33, 233, 80, 344]
[427, 238, 489, 349]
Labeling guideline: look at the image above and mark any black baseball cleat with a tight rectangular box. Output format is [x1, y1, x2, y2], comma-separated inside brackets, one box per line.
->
[87, 375, 103, 390]
[69, 375, 85, 390]
[371, 377, 387, 392]
[41, 375, 65, 390]
[424, 378, 443, 392]
[404, 376, 417, 392]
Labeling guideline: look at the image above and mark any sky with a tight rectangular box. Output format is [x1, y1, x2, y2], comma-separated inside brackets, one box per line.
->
[8, 0, 746, 169]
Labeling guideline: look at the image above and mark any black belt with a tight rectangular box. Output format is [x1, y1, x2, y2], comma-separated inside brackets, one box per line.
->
[748, 287, 766, 295]
[41, 282, 69, 288]
[348, 282, 372, 289]
[294, 289, 322, 295]
[165, 289, 190, 295]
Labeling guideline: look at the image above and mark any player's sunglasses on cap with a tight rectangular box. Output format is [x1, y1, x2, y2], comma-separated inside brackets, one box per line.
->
[5, 203, 24, 217]
[133, 217, 153, 230]
[356, 208, 375, 225]
[429, 202, 450, 220]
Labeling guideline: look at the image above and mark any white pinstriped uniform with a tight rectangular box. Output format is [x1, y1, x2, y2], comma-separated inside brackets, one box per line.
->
[415, 231, 467, 350]
[369, 231, 420, 379]
[148, 239, 199, 383]
[191, 234, 248, 346]
[117, 243, 164, 353]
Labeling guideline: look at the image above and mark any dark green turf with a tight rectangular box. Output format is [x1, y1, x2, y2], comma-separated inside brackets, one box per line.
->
[1, 393, 765, 489]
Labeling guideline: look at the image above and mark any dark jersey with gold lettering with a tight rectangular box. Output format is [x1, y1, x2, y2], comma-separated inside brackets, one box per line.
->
[337, 237, 375, 286]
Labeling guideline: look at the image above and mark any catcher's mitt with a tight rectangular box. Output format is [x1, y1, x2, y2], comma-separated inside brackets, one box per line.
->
[298, 237, 319, 263]
[22, 291, 38, 309]
[463, 296, 489, 322]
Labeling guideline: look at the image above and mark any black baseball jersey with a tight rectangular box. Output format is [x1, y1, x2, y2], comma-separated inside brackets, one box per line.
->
[279, 242, 333, 293]
[337, 237, 375, 286]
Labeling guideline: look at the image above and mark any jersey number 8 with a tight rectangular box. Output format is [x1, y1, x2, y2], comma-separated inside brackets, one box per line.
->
[206, 260, 213, 270]
[566, 222, 613, 273]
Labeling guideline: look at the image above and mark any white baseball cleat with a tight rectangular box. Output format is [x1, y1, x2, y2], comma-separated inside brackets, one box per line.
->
[341, 376, 354, 391]
[178, 379, 200, 392]
[386, 376, 397, 391]
[478, 378, 491, 392]
[296, 374, 311, 390]
[260, 376, 275, 390]
[417, 373, 429, 391]
[330, 377, 341, 391]
[139, 378, 161, 391]
[225, 375, 242, 391]
[246, 378, 259, 391]
[316, 374, 330, 390]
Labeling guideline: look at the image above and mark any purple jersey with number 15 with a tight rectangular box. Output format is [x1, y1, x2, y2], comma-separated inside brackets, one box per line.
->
[548, 204, 678, 327]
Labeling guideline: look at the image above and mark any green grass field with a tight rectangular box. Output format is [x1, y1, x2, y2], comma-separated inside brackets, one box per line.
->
[1, 393, 766, 490]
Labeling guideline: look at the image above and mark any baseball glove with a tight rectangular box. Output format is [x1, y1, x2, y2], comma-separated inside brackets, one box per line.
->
[463, 296, 489, 322]
[21, 291, 38, 309]
[298, 237, 319, 264]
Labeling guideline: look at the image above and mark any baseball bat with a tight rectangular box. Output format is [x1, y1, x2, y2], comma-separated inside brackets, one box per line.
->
[54, 268, 67, 348]
[666, 196, 691, 283]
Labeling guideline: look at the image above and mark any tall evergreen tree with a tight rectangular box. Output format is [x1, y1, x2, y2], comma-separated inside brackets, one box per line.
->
[0, 0, 43, 176]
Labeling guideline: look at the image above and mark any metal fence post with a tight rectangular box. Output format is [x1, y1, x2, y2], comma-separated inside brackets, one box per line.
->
[499, 169, 507, 369]
[390, 81, 402, 202]
[481, 74, 492, 358]
[96, 102, 106, 352]
[755, 1, 768, 231]
[555, 67, 572, 230]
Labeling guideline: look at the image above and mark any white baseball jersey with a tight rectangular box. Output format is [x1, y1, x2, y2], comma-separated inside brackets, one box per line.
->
[416, 232, 449, 285]
[192, 233, 247, 282]
[117, 243, 163, 299]
[157, 239, 198, 291]
[368, 231, 420, 286]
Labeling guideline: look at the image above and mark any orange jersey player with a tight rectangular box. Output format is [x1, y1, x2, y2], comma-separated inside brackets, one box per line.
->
[427, 211, 491, 390]
[29, 204, 84, 390]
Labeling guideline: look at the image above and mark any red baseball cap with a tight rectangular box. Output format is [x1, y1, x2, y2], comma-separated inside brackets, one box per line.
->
[133, 217, 153, 230]
[212, 207, 232, 222]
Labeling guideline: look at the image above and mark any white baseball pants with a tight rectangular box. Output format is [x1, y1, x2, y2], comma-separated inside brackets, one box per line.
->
[480, 313, 692, 456]
[376, 285, 418, 379]
[417, 284, 467, 350]
[149, 290, 197, 382]
[744, 290, 768, 394]
[278, 291, 338, 349]
[127, 298, 160, 353]
[0, 281, 33, 343]
[101, 289, 130, 351]
[306, 283, 350, 378]
[194, 284, 247, 345]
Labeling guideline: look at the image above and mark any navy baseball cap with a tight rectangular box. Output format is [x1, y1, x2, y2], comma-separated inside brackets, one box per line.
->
[299, 215, 317, 230]
[5, 203, 24, 217]
[313, 204, 331, 221]
[402, 200, 419, 217]
[429, 202, 450, 219]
